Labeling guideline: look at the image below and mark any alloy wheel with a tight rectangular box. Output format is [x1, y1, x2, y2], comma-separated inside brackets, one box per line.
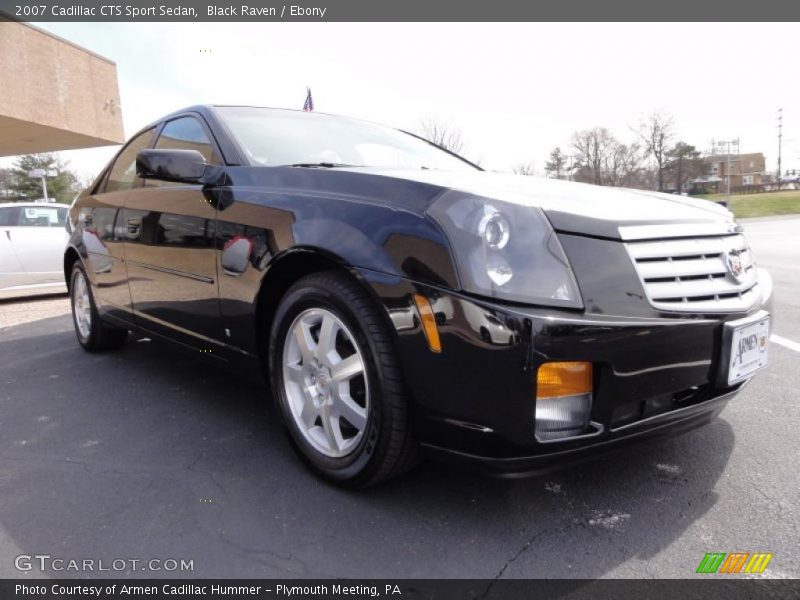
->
[282, 308, 370, 458]
[72, 270, 92, 341]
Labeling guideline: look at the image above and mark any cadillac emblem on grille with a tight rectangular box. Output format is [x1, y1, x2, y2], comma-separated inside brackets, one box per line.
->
[726, 249, 745, 282]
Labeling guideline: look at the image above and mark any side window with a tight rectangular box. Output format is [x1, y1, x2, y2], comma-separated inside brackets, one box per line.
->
[105, 128, 156, 194]
[155, 117, 218, 164]
[18, 206, 65, 227]
[0, 207, 19, 226]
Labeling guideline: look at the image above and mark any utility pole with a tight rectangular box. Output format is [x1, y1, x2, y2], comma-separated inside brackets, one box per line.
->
[727, 149, 732, 199]
[714, 139, 739, 203]
[777, 108, 783, 191]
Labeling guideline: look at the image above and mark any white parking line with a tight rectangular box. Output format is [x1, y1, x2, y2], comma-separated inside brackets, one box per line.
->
[771, 334, 800, 353]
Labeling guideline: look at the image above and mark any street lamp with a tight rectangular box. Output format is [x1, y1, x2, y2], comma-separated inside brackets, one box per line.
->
[27, 168, 58, 202]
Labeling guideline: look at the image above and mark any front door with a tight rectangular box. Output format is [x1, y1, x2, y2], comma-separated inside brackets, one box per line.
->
[122, 115, 222, 345]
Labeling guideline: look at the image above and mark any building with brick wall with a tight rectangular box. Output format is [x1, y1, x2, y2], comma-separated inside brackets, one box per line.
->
[0, 21, 124, 157]
[700, 152, 767, 192]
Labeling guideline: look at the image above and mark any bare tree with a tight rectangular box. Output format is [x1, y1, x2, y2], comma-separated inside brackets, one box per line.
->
[608, 142, 645, 187]
[572, 127, 615, 185]
[572, 128, 644, 187]
[417, 118, 465, 155]
[637, 110, 675, 191]
[513, 161, 535, 176]
[544, 147, 569, 179]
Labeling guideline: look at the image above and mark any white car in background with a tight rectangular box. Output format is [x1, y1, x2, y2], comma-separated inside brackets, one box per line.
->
[0, 202, 69, 299]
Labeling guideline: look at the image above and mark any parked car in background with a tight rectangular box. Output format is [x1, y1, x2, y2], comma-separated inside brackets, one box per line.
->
[65, 106, 772, 488]
[0, 202, 69, 299]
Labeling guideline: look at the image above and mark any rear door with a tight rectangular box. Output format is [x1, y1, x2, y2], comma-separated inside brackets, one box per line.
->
[122, 115, 222, 344]
[79, 127, 157, 321]
[7, 205, 68, 286]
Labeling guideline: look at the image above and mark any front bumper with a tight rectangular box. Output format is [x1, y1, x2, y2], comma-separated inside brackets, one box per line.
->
[357, 266, 771, 475]
[423, 385, 737, 477]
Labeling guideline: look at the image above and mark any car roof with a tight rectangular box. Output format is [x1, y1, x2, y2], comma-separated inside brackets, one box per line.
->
[150, 104, 368, 129]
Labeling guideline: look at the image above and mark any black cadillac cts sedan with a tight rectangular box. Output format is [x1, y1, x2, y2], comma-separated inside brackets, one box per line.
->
[65, 105, 772, 487]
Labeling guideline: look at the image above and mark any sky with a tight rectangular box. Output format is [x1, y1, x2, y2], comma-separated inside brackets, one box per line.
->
[2, 22, 798, 180]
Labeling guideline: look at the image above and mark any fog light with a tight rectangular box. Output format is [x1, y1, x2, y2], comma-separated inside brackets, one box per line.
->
[535, 361, 593, 441]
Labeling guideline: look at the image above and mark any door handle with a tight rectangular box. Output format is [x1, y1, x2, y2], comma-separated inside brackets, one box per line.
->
[127, 218, 141, 238]
[4, 230, 9, 241]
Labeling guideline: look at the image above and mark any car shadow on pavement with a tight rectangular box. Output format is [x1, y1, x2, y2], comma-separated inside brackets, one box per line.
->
[0, 315, 734, 580]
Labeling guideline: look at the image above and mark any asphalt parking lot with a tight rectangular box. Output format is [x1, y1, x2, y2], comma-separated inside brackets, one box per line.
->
[0, 216, 798, 581]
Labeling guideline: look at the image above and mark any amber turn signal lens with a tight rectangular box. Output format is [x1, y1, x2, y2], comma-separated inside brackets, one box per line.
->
[536, 361, 593, 399]
[412, 293, 442, 354]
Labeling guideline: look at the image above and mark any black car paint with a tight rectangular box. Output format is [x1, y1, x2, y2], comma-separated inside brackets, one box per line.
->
[66, 106, 770, 475]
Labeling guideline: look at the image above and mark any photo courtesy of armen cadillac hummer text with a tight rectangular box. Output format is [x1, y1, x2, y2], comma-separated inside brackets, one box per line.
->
[64, 106, 773, 488]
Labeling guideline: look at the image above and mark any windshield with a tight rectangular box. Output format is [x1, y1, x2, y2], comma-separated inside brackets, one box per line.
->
[215, 107, 479, 171]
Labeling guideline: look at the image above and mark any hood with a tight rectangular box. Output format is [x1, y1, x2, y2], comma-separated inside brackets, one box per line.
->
[338, 167, 735, 240]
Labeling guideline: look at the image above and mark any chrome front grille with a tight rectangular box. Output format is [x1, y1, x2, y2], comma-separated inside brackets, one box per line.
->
[625, 233, 758, 313]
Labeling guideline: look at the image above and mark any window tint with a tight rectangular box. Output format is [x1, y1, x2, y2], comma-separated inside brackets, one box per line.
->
[17, 206, 67, 227]
[0, 207, 19, 226]
[155, 117, 218, 164]
[105, 128, 156, 193]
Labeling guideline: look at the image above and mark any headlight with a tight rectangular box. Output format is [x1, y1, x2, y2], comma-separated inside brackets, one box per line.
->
[428, 192, 583, 308]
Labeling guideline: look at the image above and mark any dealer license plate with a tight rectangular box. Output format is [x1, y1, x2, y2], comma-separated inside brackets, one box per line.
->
[726, 314, 770, 386]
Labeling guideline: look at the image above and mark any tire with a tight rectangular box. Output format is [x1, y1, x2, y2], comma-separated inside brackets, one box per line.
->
[70, 262, 128, 352]
[268, 270, 420, 488]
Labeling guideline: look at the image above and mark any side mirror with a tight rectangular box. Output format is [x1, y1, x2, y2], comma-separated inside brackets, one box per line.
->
[136, 149, 207, 183]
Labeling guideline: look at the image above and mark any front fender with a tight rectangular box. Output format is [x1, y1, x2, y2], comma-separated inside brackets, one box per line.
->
[217, 187, 460, 290]
[63, 228, 91, 289]
[290, 212, 458, 289]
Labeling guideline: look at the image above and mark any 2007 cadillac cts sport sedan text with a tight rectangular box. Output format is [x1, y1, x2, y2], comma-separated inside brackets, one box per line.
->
[65, 106, 772, 487]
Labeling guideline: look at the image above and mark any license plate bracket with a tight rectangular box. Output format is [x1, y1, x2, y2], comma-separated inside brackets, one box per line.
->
[717, 310, 770, 387]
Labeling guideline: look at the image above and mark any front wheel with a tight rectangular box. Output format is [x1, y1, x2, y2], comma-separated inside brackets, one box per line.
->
[268, 271, 419, 487]
[70, 262, 128, 352]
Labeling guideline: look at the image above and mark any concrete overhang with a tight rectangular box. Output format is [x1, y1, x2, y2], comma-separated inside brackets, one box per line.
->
[0, 20, 125, 156]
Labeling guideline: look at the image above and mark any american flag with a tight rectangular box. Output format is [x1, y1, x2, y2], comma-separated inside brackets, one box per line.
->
[302, 87, 314, 111]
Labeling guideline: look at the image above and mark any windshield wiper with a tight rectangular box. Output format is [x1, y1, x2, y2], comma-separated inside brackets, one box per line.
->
[284, 162, 357, 168]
